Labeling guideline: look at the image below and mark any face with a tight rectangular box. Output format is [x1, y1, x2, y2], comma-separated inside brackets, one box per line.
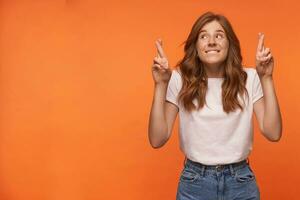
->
[196, 20, 229, 67]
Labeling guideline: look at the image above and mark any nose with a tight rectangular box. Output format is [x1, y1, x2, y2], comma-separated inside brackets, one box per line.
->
[208, 37, 216, 46]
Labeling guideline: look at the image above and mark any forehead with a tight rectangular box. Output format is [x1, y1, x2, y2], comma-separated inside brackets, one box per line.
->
[200, 20, 225, 33]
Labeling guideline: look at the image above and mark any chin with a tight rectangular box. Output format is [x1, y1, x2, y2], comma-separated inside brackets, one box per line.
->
[204, 59, 225, 65]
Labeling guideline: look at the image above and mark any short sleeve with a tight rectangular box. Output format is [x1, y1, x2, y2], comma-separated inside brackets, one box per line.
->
[252, 69, 264, 103]
[166, 70, 180, 107]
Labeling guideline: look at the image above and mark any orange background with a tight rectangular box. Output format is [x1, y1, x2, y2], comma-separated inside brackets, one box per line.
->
[0, 0, 299, 199]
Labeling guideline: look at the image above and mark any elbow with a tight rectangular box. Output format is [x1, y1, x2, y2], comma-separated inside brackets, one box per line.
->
[149, 140, 165, 149]
[262, 120, 283, 142]
[268, 136, 281, 142]
[150, 143, 163, 149]
[148, 134, 168, 149]
[263, 129, 282, 142]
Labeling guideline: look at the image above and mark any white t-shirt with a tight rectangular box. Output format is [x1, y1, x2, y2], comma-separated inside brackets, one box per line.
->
[166, 67, 264, 165]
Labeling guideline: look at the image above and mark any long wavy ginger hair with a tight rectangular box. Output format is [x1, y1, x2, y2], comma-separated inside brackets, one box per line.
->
[175, 12, 249, 114]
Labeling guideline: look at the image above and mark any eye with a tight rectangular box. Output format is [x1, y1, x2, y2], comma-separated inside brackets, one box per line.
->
[200, 34, 208, 39]
[216, 34, 224, 39]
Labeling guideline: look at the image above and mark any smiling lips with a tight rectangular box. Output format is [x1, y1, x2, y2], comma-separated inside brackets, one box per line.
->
[205, 49, 221, 53]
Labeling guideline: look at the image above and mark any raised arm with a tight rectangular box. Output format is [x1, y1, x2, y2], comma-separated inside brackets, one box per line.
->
[254, 33, 282, 142]
[148, 39, 179, 148]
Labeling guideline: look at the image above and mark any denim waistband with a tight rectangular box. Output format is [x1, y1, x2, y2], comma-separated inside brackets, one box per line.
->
[184, 158, 249, 172]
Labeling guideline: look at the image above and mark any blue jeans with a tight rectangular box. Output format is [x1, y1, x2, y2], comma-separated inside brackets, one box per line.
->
[176, 158, 260, 200]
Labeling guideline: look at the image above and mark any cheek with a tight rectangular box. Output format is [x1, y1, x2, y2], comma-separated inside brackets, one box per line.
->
[196, 43, 206, 56]
[196, 40, 206, 50]
[221, 41, 229, 54]
[222, 41, 229, 50]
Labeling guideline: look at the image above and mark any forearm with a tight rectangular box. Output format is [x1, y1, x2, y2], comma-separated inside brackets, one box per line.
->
[260, 76, 282, 141]
[148, 84, 168, 148]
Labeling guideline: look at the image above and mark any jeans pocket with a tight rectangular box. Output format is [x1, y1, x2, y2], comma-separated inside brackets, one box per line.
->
[235, 165, 255, 183]
[180, 167, 199, 183]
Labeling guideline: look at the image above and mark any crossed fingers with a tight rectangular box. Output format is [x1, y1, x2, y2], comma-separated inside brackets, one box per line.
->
[256, 33, 273, 65]
[152, 39, 169, 71]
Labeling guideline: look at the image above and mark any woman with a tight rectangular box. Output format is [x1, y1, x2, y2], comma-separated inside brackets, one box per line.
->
[148, 12, 282, 200]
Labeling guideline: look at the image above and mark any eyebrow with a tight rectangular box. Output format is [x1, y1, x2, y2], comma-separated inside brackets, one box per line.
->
[199, 29, 225, 34]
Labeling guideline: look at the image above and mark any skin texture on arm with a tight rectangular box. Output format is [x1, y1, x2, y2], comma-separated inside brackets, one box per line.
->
[150, 101, 179, 149]
[253, 33, 282, 142]
[148, 85, 179, 148]
[148, 39, 179, 148]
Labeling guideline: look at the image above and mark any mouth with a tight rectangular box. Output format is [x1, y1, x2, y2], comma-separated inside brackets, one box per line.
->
[205, 49, 221, 53]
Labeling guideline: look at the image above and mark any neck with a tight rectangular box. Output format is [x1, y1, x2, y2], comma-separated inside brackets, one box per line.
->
[203, 63, 225, 78]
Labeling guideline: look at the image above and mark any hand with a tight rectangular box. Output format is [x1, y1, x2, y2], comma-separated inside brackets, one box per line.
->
[255, 33, 274, 79]
[151, 38, 172, 84]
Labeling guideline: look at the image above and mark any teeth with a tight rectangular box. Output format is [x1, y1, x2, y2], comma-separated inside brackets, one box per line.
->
[206, 50, 219, 53]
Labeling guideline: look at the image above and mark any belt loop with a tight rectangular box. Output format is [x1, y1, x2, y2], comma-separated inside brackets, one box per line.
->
[200, 165, 205, 177]
[229, 164, 235, 177]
